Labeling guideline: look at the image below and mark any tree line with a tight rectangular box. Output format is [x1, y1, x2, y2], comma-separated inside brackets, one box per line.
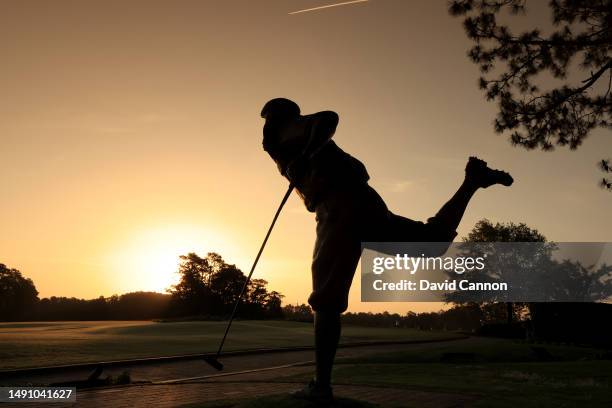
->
[0, 252, 283, 321]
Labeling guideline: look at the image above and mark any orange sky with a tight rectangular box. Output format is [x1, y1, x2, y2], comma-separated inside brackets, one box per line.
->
[1, 0, 611, 314]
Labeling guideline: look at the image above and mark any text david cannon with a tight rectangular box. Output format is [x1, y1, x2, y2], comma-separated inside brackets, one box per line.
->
[372, 279, 508, 291]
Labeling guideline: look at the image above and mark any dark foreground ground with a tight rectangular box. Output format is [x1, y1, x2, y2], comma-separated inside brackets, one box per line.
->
[2, 336, 611, 408]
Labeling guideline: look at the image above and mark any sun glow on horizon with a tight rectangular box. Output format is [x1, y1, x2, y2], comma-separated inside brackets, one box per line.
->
[107, 224, 235, 294]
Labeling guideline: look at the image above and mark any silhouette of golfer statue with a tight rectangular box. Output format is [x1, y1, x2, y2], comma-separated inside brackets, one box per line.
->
[260, 98, 513, 403]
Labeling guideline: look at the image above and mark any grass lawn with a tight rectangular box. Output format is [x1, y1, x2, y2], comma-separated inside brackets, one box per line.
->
[0, 320, 460, 369]
[299, 337, 611, 408]
[327, 360, 612, 407]
[185, 337, 612, 408]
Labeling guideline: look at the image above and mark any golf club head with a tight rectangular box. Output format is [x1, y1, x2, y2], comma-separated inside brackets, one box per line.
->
[204, 357, 224, 371]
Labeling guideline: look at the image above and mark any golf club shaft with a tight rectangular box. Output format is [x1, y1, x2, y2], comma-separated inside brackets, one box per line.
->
[215, 184, 295, 358]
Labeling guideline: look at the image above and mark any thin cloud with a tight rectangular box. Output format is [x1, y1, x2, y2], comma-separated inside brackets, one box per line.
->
[289, 0, 369, 15]
[388, 180, 414, 193]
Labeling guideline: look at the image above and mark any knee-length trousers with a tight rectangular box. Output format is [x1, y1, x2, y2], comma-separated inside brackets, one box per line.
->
[308, 185, 457, 313]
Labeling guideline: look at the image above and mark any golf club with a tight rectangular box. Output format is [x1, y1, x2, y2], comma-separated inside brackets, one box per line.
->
[204, 184, 294, 371]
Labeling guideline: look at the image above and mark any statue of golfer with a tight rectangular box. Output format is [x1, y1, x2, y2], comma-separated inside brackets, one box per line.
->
[260, 97, 513, 403]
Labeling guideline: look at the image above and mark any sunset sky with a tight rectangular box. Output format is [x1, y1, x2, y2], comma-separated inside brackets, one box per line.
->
[1, 0, 611, 314]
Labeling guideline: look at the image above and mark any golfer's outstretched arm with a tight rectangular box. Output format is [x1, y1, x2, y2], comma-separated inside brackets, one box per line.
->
[306, 111, 339, 156]
[285, 111, 339, 181]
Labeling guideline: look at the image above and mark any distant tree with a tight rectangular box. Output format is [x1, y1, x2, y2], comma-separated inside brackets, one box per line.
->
[412, 311, 442, 330]
[463, 218, 548, 243]
[247, 279, 270, 306]
[0, 264, 38, 321]
[440, 303, 484, 330]
[210, 263, 246, 313]
[108, 292, 172, 319]
[168, 252, 282, 318]
[265, 290, 284, 318]
[242, 278, 270, 318]
[35, 297, 87, 320]
[282, 303, 314, 322]
[28, 292, 172, 321]
[448, 219, 550, 324]
[89, 296, 109, 319]
[169, 252, 216, 315]
[447, 219, 612, 327]
[450, 0, 612, 189]
[403, 311, 419, 328]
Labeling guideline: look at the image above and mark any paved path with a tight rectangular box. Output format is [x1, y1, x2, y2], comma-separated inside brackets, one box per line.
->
[4, 365, 476, 408]
[69, 380, 476, 408]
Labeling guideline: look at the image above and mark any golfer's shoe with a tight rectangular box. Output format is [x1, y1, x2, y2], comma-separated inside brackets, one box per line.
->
[291, 379, 333, 404]
[465, 156, 514, 188]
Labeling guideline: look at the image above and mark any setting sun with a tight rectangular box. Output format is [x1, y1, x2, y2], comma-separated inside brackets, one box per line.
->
[107, 225, 232, 293]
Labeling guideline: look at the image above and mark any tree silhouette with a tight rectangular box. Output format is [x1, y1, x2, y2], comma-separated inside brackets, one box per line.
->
[169, 252, 214, 315]
[168, 252, 282, 318]
[446, 219, 550, 323]
[0, 263, 38, 321]
[210, 263, 246, 313]
[450, 0, 612, 189]
[445, 219, 612, 330]
[264, 290, 284, 317]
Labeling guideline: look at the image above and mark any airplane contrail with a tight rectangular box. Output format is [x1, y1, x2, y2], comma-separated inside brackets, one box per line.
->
[289, 0, 369, 15]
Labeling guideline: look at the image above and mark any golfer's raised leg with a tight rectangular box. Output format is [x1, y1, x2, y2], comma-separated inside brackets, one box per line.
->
[430, 157, 513, 232]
